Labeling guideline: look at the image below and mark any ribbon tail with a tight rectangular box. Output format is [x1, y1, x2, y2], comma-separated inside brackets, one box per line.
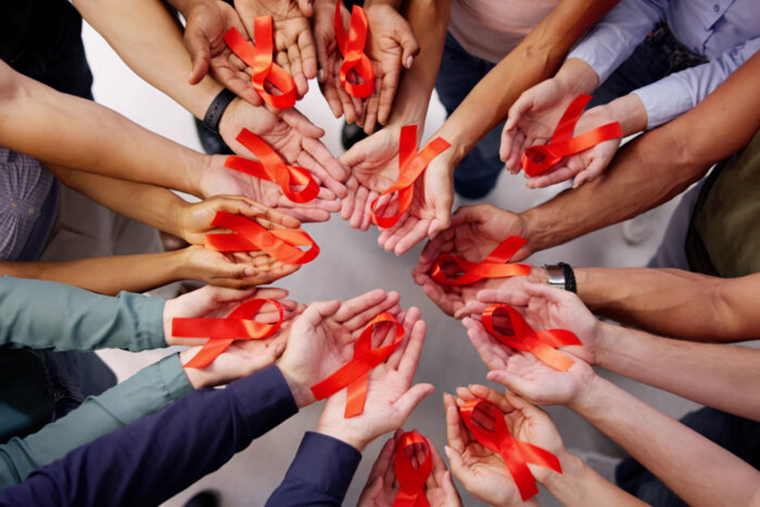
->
[515, 441, 562, 473]
[500, 446, 540, 501]
[184, 339, 235, 369]
[530, 342, 576, 372]
[344, 373, 368, 418]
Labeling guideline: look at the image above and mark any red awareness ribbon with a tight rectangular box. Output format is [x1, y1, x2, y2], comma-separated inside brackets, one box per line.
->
[335, 1, 374, 98]
[370, 125, 451, 228]
[224, 128, 319, 204]
[311, 312, 404, 418]
[430, 236, 530, 286]
[174, 298, 283, 369]
[482, 304, 581, 371]
[393, 431, 432, 507]
[521, 94, 623, 177]
[459, 399, 562, 501]
[223, 18, 296, 109]
[204, 211, 319, 264]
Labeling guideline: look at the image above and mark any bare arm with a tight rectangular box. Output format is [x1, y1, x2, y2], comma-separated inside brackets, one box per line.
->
[0, 61, 206, 195]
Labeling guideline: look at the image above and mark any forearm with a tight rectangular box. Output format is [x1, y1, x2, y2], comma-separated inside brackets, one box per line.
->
[573, 377, 760, 507]
[435, 0, 618, 162]
[0, 276, 166, 351]
[73, 0, 223, 119]
[0, 354, 192, 489]
[543, 451, 645, 506]
[386, 0, 450, 127]
[48, 165, 189, 239]
[0, 62, 205, 196]
[0, 251, 188, 296]
[522, 51, 760, 255]
[0, 366, 298, 506]
[596, 322, 760, 421]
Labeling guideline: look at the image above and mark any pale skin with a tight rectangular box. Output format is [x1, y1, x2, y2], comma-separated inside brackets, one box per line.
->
[444, 385, 644, 507]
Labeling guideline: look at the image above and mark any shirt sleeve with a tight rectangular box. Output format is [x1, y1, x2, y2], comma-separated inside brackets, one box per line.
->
[0, 276, 165, 352]
[0, 365, 298, 507]
[634, 37, 760, 129]
[265, 432, 362, 506]
[0, 354, 192, 489]
[566, 0, 668, 84]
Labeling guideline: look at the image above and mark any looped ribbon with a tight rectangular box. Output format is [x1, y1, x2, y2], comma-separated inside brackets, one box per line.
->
[459, 399, 562, 501]
[370, 125, 451, 228]
[393, 431, 432, 507]
[204, 211, 319, 264]
[430, 236, 531, 286]
[224, 128, 319, 203]
[521, 94, 623, 177]
[311, 312, 404, 417]
[223, 18, 296, 109]
[334, 1, 374, 98]
[482, 304, 581, 371]
[173, 298, 284, 369]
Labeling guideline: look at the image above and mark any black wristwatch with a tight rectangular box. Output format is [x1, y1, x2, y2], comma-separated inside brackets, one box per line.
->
[202, 88, 237, 134]
[543, 263, 577, 293]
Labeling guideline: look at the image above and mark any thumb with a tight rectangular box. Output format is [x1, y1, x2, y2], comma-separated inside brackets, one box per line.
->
[338, 138, 370, 170]
[184, 29, 212, 85]
[486, 370, 535, 399]
[300, 299, 341, 329]
[393, 383, 435, 423]
[505, 92, 534, 131]
[396, 23, 420, 69]
[443, 445, 467, 480]
[297, 0, 313, 16]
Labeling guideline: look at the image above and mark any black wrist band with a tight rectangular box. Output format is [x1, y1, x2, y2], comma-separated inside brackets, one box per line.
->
[558, 262, 577, 293]
[202, 88, 236, 134]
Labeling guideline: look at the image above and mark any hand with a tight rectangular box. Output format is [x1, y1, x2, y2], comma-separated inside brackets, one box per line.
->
[360, 4, 419, 134]
[178, 194, 301, 245]
[358, 429, 462, 507]
[277, 288, 403, 408]
[445, 385, 564, 505]
[233, 0, 317, 97]
[376, 150, 456, 256]
[413, 204, 531, 317]
[339, 125, 405, 231]
[312, 0, 363, 122]
[316, 306, 434, 451]
[500, 77, 577, 174]
[179, 245, 300, 288]
[456, 268, 547, 320]
[182, 0, 263, 105]
[219, 98, 349, 199]
[523, 105, 621, 189]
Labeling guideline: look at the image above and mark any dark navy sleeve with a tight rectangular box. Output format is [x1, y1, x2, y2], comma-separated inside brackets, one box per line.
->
[0, 366, 297, 507]
[265, 432, 362, 506]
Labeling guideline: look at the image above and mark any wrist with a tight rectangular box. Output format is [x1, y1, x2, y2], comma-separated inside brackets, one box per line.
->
[315, 423, 368, 452]
[603, 94, 648, 136]
[167, 0, 203, 16]
[556, 59, 599, 95]
[541, 448, 582, 489]
[568, 371, 606, 414]
[180, 352, 208, 389]
[594, 321, 617, 369]
[278, 364, 315, 409]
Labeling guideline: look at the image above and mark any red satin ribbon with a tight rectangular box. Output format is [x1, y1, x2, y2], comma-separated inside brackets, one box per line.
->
[224, 128, 319, 203]
[204, 211, 319, 264]
[521, 94, 623, 177]
[174, 298, 283, 369]
[394, 431, 432, 507]
[482, 304, 581, 371]
[370, 125, 451, 228]
[223, 19, 296, 109]
[311, 312, 404, 417]
[430, 236, 531, 286]
[335, 1, 374, 98]
[459, 399, 562, 501]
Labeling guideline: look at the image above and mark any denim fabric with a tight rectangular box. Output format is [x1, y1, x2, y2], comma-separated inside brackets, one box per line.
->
[42, 352, 117, 420]
[435, 33, 505, 200]
[616, 407, 760, 506]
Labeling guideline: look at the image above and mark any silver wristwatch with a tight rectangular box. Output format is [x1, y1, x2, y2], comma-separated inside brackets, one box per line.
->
[544, 264, 567, 290]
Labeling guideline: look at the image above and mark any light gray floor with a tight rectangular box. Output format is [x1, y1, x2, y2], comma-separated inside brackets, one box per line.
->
[82, 23, 699, 507]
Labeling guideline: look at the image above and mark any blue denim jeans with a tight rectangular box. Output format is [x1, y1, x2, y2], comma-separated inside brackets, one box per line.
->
[435, 33, 504, 200]
[616, 407, 760, 506]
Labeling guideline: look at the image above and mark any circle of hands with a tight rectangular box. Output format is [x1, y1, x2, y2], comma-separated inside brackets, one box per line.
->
[172, 1, 620, 504]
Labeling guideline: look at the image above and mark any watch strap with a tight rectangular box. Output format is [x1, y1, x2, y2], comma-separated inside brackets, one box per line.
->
[202, 88, 236, 134]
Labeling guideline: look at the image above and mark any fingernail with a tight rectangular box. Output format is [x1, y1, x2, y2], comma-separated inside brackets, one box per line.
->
[443, 446, 452, 458]
[318, 69, 325, 82]
[245, 267, 255, 276]
[406, 56, 414, 68]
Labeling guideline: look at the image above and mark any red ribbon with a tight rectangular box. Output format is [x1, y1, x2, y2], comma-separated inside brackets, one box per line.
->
[393, 431, 432, 507]
[335, 1, 374, 98]
[224, 128, 319, 204]
[370, 125, 451, 228]
[174, 298, 283, 369]
[459, 399, 561, 501]
[482, 304, 581, 371]
[311, 312, 404, 417]
[521, 94, 623, 177]
[223, 18, 296, 109]
[204, 211, 319, 264]
[430, 237, 531, 285]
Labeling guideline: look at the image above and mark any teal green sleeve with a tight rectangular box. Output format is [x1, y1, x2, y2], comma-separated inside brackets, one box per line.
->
[0, 354, 192, 489]
[0, 276, 165, 352]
